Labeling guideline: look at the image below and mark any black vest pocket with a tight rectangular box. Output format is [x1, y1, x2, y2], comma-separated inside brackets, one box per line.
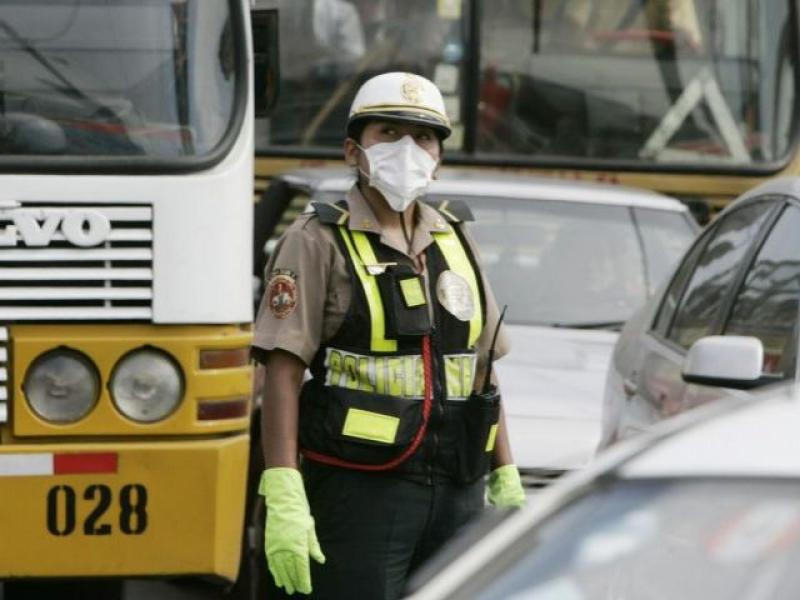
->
[300, 383, 423, 466]
[375, 266, 432, 338]
[440, 388, 501, 484]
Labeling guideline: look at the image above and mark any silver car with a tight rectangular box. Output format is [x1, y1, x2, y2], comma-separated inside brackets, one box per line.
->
[257, 169, 698, 480]
[406, 379, 800, 599]
[601, 176, 800, 448]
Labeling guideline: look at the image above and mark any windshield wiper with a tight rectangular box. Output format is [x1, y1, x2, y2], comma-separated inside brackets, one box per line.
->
[550, 321, 626, 331]
[0, 19, 116, 117]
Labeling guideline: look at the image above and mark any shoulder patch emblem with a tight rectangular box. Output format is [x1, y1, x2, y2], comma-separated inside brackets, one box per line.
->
[267, 269, 298, 319]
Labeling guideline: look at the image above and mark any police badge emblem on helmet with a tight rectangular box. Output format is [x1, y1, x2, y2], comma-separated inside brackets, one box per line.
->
[401, 74, 423, 104]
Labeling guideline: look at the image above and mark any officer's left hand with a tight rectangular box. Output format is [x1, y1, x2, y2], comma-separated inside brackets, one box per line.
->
[487, 464, 526, 508]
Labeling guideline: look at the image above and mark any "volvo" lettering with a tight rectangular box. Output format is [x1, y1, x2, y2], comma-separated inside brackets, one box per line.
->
[0, 209, 111, 248]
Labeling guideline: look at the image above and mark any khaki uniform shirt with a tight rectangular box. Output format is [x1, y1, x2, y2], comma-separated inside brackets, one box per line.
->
[253, 185, 509, 380]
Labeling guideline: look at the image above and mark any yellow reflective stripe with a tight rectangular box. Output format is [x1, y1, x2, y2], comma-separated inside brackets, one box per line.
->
[433, 225, 483, 347]
[400, 277, 426, 307]
[485, 423, 498, 452]
[443, 353, 476, 399]
[444, 354, 463, 399]
[342, 408, 399, 444]
[326, 348, 470, 399]
[338, 228, 398, 352]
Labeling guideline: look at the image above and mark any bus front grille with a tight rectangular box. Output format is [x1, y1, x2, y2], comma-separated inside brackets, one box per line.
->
[0, 203, 153, 321]
[0, 327, 7, 423]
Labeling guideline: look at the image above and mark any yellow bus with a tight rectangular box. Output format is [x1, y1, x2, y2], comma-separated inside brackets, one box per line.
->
[0, 0, 278, 597]
[254, 0, 797, 217]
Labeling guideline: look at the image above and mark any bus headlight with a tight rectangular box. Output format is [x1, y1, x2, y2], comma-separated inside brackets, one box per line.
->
[110, 348, 183, 422]
[24, 349, 100, 423]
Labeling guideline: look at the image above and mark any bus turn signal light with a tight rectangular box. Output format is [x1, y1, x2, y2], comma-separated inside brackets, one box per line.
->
[199, 348, 250, 369]
[197, 397, 250, 421]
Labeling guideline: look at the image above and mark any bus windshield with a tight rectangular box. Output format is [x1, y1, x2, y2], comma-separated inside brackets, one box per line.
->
[257, 0, 798, 170]
[480, 0, 797, 167]
[0, 0, 240, 159]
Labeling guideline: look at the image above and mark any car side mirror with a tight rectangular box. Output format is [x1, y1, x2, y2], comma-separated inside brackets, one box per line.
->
[682, 335, 766, 389]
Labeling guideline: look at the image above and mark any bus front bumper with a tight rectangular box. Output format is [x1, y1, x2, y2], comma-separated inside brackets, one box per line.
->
[0, 434, 249, 581]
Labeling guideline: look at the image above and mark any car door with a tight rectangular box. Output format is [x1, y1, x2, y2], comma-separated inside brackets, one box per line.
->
[629, 197, 782, 428]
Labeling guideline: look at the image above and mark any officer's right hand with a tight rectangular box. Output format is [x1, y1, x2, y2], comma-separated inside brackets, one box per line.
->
[259, 468, 326, 595]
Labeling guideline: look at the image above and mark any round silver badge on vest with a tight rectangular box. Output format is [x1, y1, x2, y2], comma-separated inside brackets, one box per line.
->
[436, 270, 475, 322]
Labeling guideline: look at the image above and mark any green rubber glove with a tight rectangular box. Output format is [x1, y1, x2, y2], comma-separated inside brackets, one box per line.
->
[259, 468, 326, 595]
[487, 464, 526, 509]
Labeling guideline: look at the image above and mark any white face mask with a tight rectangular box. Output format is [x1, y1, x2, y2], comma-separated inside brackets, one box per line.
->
[359, 136, 438, 212]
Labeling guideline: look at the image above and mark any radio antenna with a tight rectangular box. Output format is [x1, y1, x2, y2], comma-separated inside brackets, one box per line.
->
[481, 305, 507, 394]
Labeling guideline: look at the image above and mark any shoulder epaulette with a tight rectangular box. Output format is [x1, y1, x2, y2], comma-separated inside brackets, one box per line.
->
[311, 201, 350, 226]
[426, 199, 474, 223]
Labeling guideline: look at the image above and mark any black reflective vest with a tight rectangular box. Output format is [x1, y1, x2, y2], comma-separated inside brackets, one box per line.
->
[299, 199, 499, 483]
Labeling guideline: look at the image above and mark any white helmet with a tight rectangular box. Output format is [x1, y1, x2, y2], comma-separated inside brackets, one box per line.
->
[347, 72, 451, 140]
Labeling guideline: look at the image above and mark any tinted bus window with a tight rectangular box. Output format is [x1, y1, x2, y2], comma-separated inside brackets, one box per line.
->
[478, 0, 798, 166]
[256, 0, 468, 151]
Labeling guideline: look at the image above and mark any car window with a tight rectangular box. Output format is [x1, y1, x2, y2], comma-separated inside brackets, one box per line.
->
[468, 479, 800, 600]
[652, 230, 709, 338]
[725, 205, 800, 378]
[634, 208, 698, 294]
[668, 201, 776, 349]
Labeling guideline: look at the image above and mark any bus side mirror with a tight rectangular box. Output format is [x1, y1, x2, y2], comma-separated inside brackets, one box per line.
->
[682, 335, 766, 390]
[251, 2, 280, 118]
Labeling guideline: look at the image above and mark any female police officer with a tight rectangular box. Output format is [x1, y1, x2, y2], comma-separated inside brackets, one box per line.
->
[252, 72, 525, 599]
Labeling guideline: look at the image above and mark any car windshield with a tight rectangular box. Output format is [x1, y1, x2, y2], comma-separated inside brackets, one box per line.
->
[0, 0, 239, 159]
[471, 479, 800, 600]
[440, 195, 695, 327]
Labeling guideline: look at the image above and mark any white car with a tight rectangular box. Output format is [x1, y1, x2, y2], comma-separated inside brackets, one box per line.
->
[257, 169, 698, 480]
[601, 176, 800, 448]
[406, 379, 800, 599]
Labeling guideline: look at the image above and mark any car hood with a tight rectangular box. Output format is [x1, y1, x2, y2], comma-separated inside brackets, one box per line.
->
[494, 324, 618, 471]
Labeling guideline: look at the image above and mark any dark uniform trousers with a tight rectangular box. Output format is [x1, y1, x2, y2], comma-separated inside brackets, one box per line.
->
[263, 460, 485, 600]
